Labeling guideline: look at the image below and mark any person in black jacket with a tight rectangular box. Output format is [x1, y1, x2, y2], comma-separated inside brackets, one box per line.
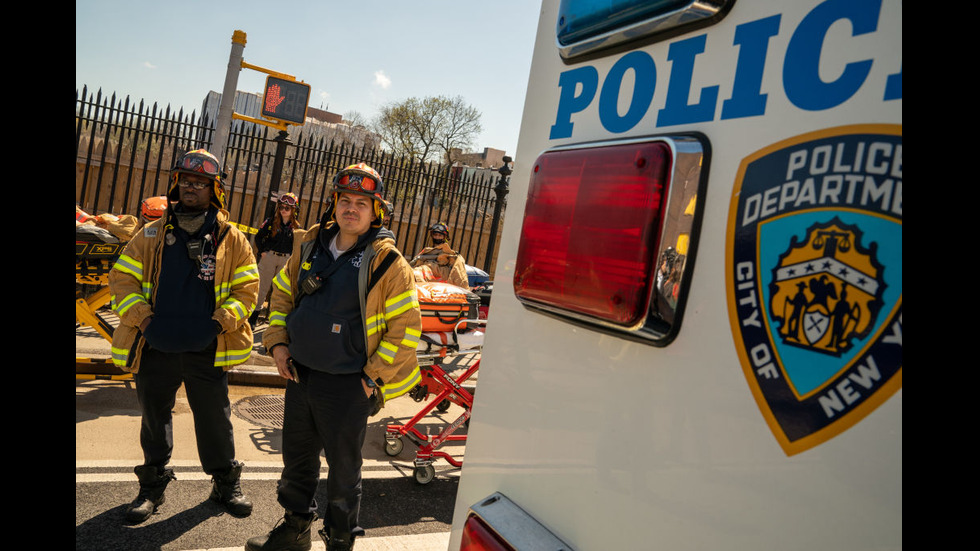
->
[249, 193, 302, 327]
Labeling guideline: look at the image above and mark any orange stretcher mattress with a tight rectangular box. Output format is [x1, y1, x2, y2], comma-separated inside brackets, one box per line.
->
[416, 281, 480, 332]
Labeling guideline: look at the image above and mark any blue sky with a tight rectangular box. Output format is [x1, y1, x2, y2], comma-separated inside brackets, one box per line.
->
[76, 0, 542, 158]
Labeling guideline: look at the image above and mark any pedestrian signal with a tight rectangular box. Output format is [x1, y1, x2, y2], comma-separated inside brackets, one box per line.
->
[261, 76, 310, 125]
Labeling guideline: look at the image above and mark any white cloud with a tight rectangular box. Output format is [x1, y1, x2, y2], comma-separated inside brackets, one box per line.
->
[143, 61, 157, 69]
[374, 70, 391, 89]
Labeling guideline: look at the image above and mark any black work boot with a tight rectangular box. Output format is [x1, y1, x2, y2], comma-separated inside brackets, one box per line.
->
[209, 460, 253, 516]
[245, 511, 317, 551]
[319, 528, 357, 551]
[125, 465, 176, 524]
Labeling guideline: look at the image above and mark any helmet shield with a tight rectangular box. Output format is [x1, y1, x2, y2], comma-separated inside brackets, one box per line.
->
[168, 149, 226, 210]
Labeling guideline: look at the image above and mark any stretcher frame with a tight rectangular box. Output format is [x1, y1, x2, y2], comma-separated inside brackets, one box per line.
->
[76, 238, 132, 380]
[384, 319, 485, 484]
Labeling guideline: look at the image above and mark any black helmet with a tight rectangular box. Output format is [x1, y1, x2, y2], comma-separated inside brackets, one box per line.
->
[168, 149, 226, 210]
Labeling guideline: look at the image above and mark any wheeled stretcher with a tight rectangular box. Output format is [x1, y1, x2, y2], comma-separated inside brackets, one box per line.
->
[384, 319, 485, 484]
[76, 225, 131, 380]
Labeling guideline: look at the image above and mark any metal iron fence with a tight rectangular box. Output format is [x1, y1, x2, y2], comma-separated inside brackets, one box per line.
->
[75, 85, 508, 277]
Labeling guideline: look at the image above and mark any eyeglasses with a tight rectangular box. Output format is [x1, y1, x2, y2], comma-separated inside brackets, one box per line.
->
[177, 178, 210, 190]
[279, 204, 295, 211]
[335, 172, 378, 193]
[178, 153, 220, 178]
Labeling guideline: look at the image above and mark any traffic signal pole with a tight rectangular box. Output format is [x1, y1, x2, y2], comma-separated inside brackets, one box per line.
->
[212, 30, 247, 165]
[211, 30, 310, 225]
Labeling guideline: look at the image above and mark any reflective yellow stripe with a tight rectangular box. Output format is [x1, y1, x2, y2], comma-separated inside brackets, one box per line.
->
[269, 311, 287, 326]
[381, 366, 422, 401]
[231, 263, 259, 286]
[377, 341, 398, 364]
[384, 290, 418, 320]
[112, 255, 143, 280]
[273, 268, 292, 295]
[215, 347, 252, 367]
[401, 327, 421, 350]
[115, 292, 147, 316]
[221, 297, 249, 320]
[366, 314, 386, 337]
[110, 346, 130, 367]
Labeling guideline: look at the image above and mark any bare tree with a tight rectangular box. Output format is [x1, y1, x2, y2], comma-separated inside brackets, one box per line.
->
[343, 110, 368, 129]
[373, 95, 483, 164]
[438, 96, 483, 164]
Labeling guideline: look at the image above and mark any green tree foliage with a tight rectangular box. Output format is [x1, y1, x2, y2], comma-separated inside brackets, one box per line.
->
[373, 95, 482, 164]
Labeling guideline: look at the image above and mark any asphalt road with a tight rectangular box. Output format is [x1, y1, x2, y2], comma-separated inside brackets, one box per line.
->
[76, 319, 477, 551]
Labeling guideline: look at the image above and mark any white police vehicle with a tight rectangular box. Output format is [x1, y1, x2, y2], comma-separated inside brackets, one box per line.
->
[449, 1, 901, 549]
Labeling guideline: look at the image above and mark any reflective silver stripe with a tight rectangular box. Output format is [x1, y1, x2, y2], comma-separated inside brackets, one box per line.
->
[232, 263, 259, 286]
[381, 366, 422, 401]
[385, 290, 418, 320]
[269, 311, 287, 326]
[273, 268, 292, 295]
[377, 341, 398, 364]
[366, 314, 386, 337]
[112, 255, 143, 279]
[401, 327, 421, 349]
[221, 297, 248, 320]
[216, 347, 251, 366]
[110, 346, 130, 367]
[115, 293, 146, 316]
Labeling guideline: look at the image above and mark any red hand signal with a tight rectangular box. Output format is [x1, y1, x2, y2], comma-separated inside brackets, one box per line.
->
[265, 84, 286, 112]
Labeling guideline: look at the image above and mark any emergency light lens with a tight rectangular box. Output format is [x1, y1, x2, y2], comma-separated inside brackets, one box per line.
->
[460, 514, 515, 551]
[557, 0, 689, 45]
[514, 142, 671, 326]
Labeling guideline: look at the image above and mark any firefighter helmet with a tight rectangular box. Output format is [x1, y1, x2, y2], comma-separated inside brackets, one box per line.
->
[141, 196, 169, 222]
[328, 163, 389, 227]
[168, 149, 226, 210]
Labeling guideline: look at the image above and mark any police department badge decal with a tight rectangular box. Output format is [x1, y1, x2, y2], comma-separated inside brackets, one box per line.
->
[726, 125, 902, 456]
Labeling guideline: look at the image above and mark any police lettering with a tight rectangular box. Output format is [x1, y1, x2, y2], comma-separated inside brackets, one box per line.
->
[741, 140, 902, 225]
[817, 356, 882, 417]
[735, 261, 763, 329]
[550, 0, 901, 139]
[817, 314, 900, 418]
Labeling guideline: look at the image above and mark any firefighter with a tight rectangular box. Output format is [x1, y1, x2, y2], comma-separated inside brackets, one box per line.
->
[246, 163, 422, 551]
[249, 192, 303, 327]
[108, 149, 259, 524]
[410, 222, 470, 288]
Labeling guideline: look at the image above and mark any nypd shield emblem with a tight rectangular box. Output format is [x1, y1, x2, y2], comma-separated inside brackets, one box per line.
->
[726, 125, 902, 456]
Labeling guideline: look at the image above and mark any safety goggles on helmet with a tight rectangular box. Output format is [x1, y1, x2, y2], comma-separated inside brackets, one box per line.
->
[278, 192, 299, 207]
[430, 223, 449, 235]
[335, 172, 379, 193]
[176, 150, 221, 180]
[332, 163, 384, 195]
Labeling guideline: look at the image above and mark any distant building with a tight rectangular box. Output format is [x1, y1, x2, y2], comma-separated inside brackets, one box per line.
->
[201, 91, 379, 150]
[450, 147, 507, 169]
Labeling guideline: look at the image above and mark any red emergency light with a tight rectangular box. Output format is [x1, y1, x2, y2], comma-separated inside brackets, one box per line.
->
[460, 492, 571, 550]
[514, 136, 708, 345]
[460, 514, 515, 551]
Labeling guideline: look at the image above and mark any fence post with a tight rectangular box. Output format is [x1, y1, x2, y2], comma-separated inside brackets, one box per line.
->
[484, 156, 512, 273]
